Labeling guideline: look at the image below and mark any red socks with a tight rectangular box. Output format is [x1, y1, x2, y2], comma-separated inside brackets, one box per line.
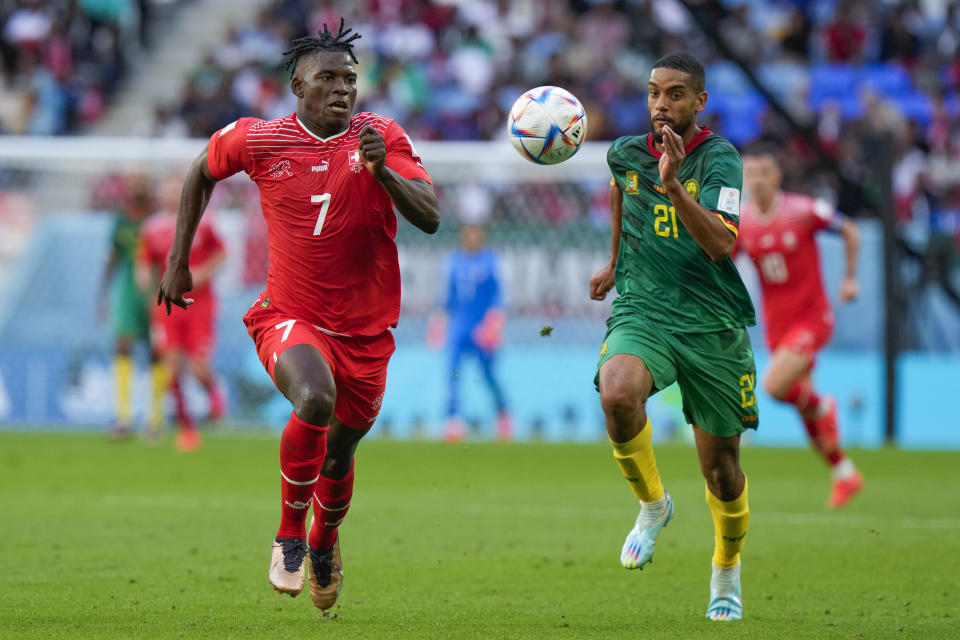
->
[790, 384, 844, 466]
[309, 461, 354, 550]
[277, 412, 328, 540]
[275, 412, 355, 548]
[170, 376, 195, 432]
[782, 380, 821, 413]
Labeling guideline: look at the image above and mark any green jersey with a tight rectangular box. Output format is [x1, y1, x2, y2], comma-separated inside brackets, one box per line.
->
[607, 128, 756, 332]
[109, 213, 142, 296]
[107, 212, 150, 338]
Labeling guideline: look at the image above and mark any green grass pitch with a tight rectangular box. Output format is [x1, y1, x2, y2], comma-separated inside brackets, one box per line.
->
[1, 431, 958, 639]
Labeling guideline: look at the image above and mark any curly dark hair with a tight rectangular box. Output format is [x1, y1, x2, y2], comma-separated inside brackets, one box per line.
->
[282, 18, 361, 74]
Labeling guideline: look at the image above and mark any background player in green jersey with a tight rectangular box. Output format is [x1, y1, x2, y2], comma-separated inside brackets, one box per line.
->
[99, 172, 168, 440]
[589, 52, 756, 621]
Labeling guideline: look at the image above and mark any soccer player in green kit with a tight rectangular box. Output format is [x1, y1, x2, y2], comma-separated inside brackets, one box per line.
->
[589, 52, 756, 621]
[99, 172, 168, 440]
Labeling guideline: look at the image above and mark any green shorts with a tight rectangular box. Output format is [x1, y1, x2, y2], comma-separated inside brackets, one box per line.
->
[110, 285, 150, 339]
[595, 313, 759, 438]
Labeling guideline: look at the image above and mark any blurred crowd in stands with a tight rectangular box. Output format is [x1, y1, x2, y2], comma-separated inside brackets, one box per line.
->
[0, 0, 166, 134]
[3, 0, 960, 261]
[133, 0, 957, 248]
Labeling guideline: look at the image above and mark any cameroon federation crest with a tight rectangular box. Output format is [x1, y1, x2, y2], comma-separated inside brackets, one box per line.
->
[626, 171, 640, 195]
[684, 179, 700, 201]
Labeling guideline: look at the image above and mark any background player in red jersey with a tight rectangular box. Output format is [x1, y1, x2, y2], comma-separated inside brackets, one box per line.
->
[157, 20, 439, 610]
[138, 175, 227, 451]
[738, 150, 863, 508]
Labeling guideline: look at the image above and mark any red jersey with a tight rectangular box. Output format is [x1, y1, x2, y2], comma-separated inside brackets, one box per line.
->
[207, 112, 432, 336]
[738, 192, 841, 344]
[140, 212, 225, 312]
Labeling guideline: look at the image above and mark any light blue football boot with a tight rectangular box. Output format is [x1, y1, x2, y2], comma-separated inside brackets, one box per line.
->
[619, 491, 674, 569]
[706, 564, 743, 621]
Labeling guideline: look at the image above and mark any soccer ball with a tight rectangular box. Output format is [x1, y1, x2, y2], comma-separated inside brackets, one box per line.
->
[507, 86, 587, 165]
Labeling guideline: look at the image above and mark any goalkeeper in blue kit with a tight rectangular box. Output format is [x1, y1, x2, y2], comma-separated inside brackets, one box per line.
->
[435, 224, 512, 442]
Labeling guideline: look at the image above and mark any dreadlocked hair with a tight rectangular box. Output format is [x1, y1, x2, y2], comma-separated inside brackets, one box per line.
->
[283, 18, 361, 74]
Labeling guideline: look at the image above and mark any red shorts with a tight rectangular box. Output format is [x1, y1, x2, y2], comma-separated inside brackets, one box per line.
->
[767, 309, 834, 360]
[243, 298, 395, 430]
[151, 303, 215, 359]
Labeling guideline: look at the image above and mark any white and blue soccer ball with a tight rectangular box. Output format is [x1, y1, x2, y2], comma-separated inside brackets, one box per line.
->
[507, 86, 587, 165]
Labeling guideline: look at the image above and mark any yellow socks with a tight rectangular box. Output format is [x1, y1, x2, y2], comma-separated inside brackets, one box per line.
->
[115, 354, 133, 425]
[611, 418, 664, 503]
[149, 362, 170, 431]
[706, 476, 750, 568]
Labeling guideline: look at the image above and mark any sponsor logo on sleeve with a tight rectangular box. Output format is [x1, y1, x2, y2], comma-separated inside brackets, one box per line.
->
[717, 186, 741, 218]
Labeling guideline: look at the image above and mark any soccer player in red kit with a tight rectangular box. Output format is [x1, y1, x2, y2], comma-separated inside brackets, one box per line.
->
[157, 20, 439, 610]
[138, 175, 227, 451]
[738, 151, 863, 508]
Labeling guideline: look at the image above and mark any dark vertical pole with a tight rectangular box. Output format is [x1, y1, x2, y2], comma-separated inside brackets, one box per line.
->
[873, 135, 899, 445]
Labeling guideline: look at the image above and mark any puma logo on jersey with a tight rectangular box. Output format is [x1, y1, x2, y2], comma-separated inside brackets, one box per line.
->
[311, 161, 329, 172]
[268, 159, 293, 178]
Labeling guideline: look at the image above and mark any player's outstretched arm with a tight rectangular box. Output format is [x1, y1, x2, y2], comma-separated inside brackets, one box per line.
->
[839, 216, 860, 303]
[358, 125, 439, 234]
[157, 144, 220, 315]
[660, 125, 735, 261]
[589, 182, 622, 301]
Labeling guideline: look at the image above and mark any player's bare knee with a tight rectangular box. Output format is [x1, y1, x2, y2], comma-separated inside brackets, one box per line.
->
[703, 461, 742, 501]
[763, 374, 787, 400]
[292, 385, 335, 427]
[601, 386, 639, 418]
[600, 386, 646, 437]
